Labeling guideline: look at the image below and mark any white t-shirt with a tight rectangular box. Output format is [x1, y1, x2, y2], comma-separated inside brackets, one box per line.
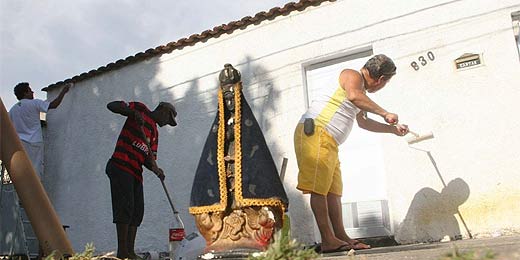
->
[9, 99, 50, 143]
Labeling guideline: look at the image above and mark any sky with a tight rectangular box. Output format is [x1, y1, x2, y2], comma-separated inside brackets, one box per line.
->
[0, 0, 293, 110]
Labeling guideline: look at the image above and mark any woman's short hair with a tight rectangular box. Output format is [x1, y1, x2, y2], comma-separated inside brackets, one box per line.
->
[363, 54, 396, 79]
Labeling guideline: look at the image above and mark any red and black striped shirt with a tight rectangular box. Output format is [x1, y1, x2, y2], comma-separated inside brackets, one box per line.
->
[110, 102, 158, 182]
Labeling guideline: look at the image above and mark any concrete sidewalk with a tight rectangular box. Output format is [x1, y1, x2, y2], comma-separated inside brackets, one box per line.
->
[319, 235, 520, 260]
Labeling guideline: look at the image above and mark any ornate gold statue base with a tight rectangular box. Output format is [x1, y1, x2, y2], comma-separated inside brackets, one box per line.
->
[194, 206, 282, 254]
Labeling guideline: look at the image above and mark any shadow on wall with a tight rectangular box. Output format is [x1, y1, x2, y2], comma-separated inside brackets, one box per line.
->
[162, 78, 216, 227]
[180, 57, 305, 236]
[239, 56, 312, 243]
[160, 58, 293, 239]
[395, 178, 470, 244]
[43, 57, 177, 253]
[45, 54, 299, 253]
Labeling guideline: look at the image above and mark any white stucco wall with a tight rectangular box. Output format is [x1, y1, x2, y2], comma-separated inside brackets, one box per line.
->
[43, 0, 520, 253]
[376, 5, 520, 242]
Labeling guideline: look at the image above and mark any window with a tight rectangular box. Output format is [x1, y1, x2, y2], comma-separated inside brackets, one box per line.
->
[513, 11, 520, 60]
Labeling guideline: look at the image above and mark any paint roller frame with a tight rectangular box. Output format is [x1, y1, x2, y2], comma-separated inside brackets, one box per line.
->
[406, 130, 434, 145]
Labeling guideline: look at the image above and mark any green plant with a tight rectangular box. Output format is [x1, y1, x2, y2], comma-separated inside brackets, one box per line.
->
[45, 243, 120, 260]
[248, 231, 318, 260]
[440, 245, 495, 260]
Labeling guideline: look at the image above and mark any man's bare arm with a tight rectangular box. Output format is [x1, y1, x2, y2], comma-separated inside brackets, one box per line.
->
[341, 70, 388, 116]
[107, 101, 144, 125]
[48, 83, 71, 109]
[107, 101, 133, 116]
[341, 69, 397, 124]
[356, 112, 408, 135]
[144, 156, 165, 180]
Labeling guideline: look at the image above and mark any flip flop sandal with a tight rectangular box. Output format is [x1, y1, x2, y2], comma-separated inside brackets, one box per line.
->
[349, 241, 371, 250]
[318, 244, 353, 254]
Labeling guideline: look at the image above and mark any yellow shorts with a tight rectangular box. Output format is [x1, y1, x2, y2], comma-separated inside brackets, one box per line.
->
[294, 123, 342, 196]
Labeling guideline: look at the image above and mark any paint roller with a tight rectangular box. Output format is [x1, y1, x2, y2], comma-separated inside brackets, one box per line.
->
[406, 130, 434, 144]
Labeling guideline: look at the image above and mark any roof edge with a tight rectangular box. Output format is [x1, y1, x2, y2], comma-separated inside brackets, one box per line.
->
[43, 0, 334, 91]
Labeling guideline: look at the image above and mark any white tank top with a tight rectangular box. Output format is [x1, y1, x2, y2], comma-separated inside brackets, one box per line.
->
[300, 85, 361, 144]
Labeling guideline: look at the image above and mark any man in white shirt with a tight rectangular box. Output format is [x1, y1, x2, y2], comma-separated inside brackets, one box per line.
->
[9, 82, 71, 180]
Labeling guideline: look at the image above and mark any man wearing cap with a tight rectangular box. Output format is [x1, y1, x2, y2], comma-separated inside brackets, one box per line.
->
[105, 100, 177, 259]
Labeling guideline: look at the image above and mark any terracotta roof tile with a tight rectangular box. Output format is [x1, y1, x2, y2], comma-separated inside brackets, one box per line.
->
[43, 0, 334, 91]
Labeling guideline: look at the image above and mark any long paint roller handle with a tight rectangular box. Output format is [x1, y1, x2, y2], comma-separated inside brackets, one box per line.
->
[138, 118, 183, 226]
[161, 179, 178, 214]
[161, 180, 185, 228]
[408, 130, 420, 137]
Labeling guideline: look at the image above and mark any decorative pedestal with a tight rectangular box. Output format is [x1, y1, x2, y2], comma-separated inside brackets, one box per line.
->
[194, 206, 283, 255]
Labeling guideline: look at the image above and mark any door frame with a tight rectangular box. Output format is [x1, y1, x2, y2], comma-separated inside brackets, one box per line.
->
[300, 47, 393, 239]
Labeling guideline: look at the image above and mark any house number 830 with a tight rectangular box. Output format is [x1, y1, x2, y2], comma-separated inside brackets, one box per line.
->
[411, 51, 435, 71]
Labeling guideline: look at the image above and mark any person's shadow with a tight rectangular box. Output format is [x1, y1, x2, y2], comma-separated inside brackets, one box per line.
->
[395, 178, 470, 244]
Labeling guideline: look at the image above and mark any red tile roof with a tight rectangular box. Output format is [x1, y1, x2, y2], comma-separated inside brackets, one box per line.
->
[43, 0, 334, 91]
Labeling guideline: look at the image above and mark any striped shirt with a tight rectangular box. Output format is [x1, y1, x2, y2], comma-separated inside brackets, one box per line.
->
[300, 85, 361, 145]
[110, 102, 158, 182]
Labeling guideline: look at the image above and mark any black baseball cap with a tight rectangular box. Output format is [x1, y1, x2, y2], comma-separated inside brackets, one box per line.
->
[158, 102, 177, 126]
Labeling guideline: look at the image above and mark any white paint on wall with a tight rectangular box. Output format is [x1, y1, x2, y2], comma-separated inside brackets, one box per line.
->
[43, 0, 520, 253]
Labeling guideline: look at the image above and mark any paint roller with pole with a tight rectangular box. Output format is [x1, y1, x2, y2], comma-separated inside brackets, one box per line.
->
[404, 129, 473, 239]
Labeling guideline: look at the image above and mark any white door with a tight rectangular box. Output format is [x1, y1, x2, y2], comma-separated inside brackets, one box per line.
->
[305, 51, 392, 239]
[305, 51, 388, 203]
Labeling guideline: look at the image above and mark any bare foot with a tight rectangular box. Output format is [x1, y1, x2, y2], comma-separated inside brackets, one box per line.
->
[335, 234, 371, 250]
[346, 239, 370, 250]
[319, 237, 351, 253]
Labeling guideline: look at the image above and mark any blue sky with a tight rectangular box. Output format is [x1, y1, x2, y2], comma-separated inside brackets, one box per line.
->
[0, 0, 292, 109]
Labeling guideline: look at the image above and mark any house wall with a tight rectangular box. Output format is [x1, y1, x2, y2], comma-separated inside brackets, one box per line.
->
[44, 0, 520, 253]
[376, 4, 520, 242]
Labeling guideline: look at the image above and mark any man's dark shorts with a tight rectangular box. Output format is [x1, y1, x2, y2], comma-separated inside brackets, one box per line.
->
[106, 160, 144, 226]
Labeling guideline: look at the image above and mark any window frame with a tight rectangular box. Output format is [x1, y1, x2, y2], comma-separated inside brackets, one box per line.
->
[512, 11, 520, 60]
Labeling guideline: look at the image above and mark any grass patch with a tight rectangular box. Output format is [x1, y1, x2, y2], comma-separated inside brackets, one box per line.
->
[248, 231, 318, 260]
[45, 243, 119, 260]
